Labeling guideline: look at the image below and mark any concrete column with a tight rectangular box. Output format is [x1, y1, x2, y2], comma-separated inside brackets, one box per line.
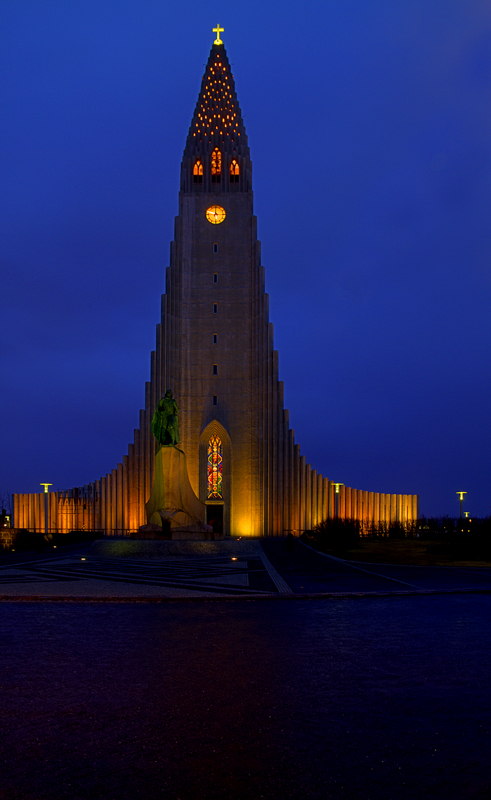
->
[275, 376, 284, 537]
[138, 411, 145, 524]
[339, 486, 346, 519]
[105, 475, 111, 534]
[111, 469, 118, 533]
[401, 494, 407, 529]
[49, 492, 57, 534]
[20, 493, 24, 529]
[352, 486, 358, 521]
[317, 474, 323, 525]
[294, 443, 301, 533]
[145, 384, 152, 496]
[117, 463, 123, 535]
[95, 480, 101, 531]
[322, 477, 328, 522]
[311, 469, 317, 528]
[378, 494, 385, 530]
[13, 495, 19, 529]
[100, 477, 106, 534]
[368, 492, 374, 529]
[373, 493, 380, 531]
[356, 490, 362, 526]
[288, 429, 295, 533]
[127, 443, 135, 531]
[86, 486, 92, 532]
[390, 494, 397, 525]
[122, 455, 129, 535]
[345, 486, 351, 521]
[299, 455, 306, 532]
[35, 493, 40, 531]
[134, 430, 141, 528]
[327, 482, 334, 519]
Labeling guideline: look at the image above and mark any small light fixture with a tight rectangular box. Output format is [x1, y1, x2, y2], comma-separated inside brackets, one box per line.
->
[231, 557, 237, 561]
[81, 557, 86, 561]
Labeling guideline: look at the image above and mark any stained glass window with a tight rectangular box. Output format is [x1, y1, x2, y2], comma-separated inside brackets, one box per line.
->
[230, 158, 239, 182]
[211, 148, 221, 182]
[193, 159, 203, 183]
[207, 435, 223, 498]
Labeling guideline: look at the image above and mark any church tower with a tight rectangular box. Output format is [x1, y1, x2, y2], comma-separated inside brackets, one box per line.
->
[159, 32, 286, 536]
[13, 30, 419, 536]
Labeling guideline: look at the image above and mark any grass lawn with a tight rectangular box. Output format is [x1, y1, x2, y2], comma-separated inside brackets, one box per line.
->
[322, 538, 491, 568]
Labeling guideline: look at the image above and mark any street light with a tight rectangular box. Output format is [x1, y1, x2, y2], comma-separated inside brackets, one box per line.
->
[456, 491, 466, 518]
[40, 483, 52, 536]
[332, 483, 344, 518]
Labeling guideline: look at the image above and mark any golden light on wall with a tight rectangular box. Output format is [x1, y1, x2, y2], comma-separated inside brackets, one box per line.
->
[206, 206, 226, 224]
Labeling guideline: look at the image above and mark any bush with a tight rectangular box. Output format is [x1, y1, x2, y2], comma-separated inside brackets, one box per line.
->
[303, 518, 361, 552]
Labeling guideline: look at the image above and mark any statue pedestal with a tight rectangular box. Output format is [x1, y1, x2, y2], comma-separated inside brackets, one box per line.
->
[136, 446, 218, 540]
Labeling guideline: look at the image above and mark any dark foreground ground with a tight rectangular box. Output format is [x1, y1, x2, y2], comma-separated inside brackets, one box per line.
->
[1, 594, 490, 800]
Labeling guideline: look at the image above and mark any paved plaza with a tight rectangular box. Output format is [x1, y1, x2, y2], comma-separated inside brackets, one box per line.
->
[1, 538, 491, 599]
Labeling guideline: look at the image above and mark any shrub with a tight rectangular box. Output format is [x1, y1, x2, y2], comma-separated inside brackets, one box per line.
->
[305, 517, 361, 551]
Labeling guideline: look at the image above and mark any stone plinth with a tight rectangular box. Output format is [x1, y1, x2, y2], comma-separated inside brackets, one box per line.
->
[140, 445, 215, 539]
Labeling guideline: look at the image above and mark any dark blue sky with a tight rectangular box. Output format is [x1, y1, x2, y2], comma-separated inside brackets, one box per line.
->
[1, 1, 490, 518]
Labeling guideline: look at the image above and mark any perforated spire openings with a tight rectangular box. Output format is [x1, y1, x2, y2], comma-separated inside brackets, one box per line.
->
[184, 42, 249, 158]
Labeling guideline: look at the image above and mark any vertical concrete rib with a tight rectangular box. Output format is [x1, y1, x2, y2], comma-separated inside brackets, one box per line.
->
[345, 486, 351, 521]
[311, 469, 317, 528]
[117, 463, 123, 534]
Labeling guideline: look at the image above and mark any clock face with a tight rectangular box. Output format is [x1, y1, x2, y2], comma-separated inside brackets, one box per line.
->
[206, 205, 226, 224]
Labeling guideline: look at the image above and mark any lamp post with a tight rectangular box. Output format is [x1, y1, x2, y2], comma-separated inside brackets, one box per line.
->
[40, 484, 52, 536]
[332, 483, 344, 518]
[456, 491, 466, 519]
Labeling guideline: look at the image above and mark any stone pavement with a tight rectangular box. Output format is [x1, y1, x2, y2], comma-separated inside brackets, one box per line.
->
[0, 537, 490, 600]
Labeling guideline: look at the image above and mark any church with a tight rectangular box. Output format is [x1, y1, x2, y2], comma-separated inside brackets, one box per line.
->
[13, 30, 418, 537]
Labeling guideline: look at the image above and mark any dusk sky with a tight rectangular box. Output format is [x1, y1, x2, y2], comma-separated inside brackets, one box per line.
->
[1, 1, 490, 518]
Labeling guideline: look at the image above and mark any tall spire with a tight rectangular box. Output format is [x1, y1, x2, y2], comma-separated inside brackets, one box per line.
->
[183, 39, 249, 160]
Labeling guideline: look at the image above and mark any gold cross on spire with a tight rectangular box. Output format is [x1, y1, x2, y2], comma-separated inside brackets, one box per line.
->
[213, 24, 224, 44]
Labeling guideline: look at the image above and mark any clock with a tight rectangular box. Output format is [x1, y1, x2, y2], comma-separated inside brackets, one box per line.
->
[206, 205, 226, 224]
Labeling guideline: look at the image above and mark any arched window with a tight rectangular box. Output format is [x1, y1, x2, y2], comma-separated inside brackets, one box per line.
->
[211, 148, 221, 183]
[207, 434, 223, 498]
[193, 159, 203, 184]
[230, 159, 239, 183]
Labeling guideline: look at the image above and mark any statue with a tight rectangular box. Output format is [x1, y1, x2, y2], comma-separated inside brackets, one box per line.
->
[136, 387, 216, 539]
[151, 390, 179, 447]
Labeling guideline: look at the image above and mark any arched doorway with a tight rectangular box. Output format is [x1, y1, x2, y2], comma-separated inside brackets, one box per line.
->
[199, 421, 232, 536]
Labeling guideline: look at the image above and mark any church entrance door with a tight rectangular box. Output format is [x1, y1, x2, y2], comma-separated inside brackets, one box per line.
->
[206, 504, 223, 536]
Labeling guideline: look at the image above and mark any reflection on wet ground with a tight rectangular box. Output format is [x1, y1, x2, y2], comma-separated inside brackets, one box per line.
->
[2, 594, 491, 799]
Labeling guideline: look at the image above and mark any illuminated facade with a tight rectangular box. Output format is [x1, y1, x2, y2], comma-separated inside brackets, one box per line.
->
[13, 35, 419, 536]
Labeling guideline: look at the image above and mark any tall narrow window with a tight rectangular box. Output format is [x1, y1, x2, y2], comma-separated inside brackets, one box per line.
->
[213, 243, 218, 254]
[230, 158, 239, 183]
[213, 273, 218, 283]
[213, 303, 218, 314]
[193, 159, 203, 184]
[213, 334, 218, 344]
[213, 364, 217, 375]
[207, 435, 222, 498]
[211, 148, 221, 183]
[213, 395, 218, 406]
